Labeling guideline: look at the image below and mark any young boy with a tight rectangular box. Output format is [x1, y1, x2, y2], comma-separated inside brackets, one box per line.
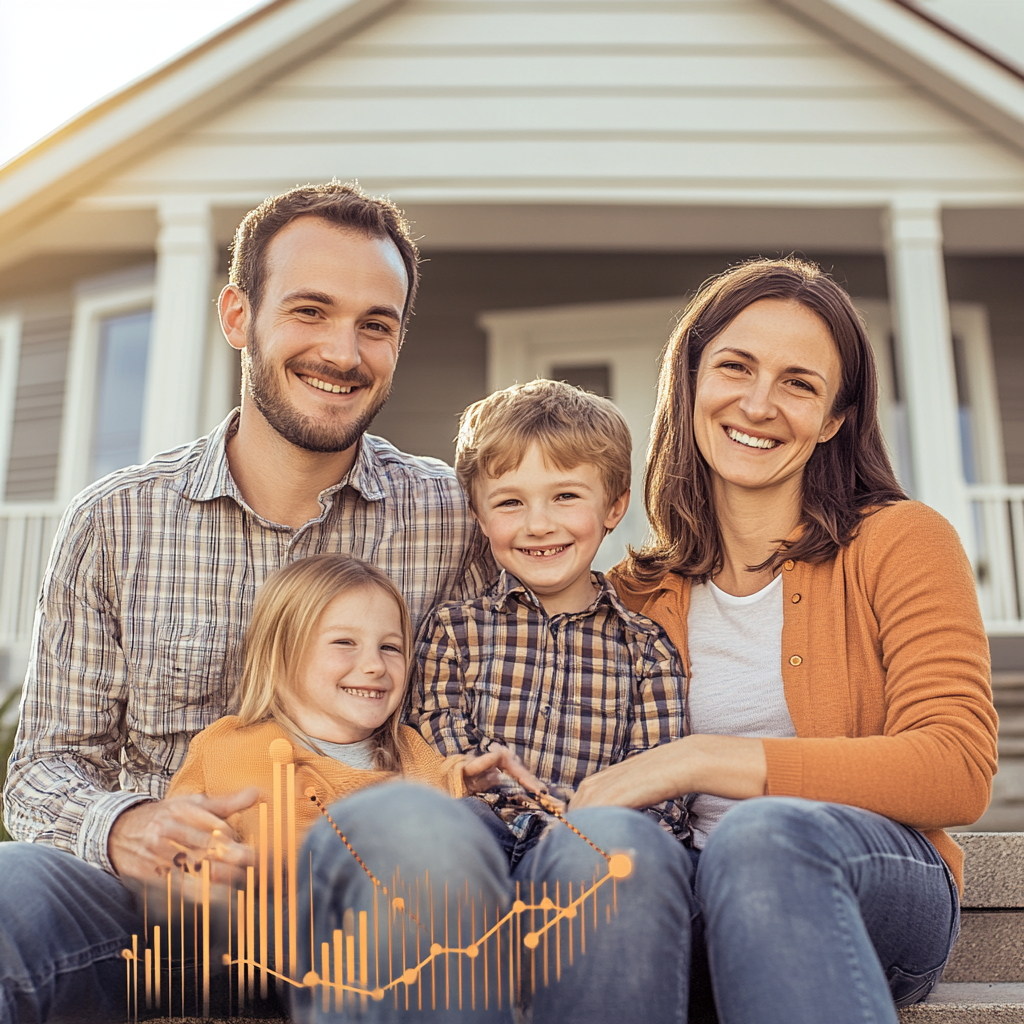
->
[408, 379, 688, 859]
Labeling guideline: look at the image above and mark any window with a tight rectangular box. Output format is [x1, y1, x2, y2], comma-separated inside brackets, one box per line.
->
[91, 309, 152, 481]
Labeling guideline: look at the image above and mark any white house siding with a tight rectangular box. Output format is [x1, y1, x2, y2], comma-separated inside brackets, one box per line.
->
[93, 0, 1024, 202]
[3, 302, 73, 502]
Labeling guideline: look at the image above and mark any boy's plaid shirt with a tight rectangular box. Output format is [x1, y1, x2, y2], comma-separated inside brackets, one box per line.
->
[409, 570, 690, 837]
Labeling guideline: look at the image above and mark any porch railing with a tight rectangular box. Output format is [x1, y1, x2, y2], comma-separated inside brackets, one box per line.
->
[0, 506, 62, 670]
[3, 492, 1024, 665]
[967, 485, 1024, 635]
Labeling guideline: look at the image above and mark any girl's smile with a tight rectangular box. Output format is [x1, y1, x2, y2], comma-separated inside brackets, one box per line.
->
[283, 585, 408, 744]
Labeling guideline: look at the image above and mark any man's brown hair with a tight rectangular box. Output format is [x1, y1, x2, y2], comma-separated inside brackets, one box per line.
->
[229, 180, 420, 329]
[455, 379, 632, 509]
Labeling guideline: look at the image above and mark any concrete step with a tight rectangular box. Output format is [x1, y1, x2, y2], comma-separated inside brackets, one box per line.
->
[899, 983, 1024, 1021]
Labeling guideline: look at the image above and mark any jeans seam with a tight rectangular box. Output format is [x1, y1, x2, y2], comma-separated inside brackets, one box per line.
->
[832, 875, 883, 1024]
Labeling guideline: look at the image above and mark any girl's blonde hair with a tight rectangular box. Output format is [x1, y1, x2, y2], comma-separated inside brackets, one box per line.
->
[236, 553, 412, 771]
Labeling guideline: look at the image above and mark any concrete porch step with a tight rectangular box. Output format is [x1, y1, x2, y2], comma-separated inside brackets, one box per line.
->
[899, 983, 1024, 1021]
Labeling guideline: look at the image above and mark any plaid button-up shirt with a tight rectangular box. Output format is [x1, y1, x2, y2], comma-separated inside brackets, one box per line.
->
[5, 411, 494, 871]
[409, 570, 689, 836]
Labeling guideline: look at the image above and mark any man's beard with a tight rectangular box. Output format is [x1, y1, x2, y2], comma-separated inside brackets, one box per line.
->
[244, 324, 392, 453]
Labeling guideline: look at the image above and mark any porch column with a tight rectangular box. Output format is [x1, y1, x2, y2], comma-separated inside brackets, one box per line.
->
[141, 196, 214, 458]
[883, 195, 973, 553]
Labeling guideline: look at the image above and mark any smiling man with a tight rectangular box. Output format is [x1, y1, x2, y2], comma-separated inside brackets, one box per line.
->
[0, 182, 494, 1023]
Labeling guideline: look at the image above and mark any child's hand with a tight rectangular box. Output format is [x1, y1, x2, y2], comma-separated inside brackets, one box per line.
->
[462, 746, 566, 812]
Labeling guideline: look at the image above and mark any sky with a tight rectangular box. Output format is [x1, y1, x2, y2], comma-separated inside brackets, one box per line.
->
[0, 0, 260, 164]
[0, 0, 1022, 167]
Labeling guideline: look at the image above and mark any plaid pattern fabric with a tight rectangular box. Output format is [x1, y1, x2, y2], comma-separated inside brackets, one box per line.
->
[409, 570, 690, 837]
[4, 411, 494, 871]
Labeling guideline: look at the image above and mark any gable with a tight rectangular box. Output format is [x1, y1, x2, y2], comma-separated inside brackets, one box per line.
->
[93, 0, 1024, 204]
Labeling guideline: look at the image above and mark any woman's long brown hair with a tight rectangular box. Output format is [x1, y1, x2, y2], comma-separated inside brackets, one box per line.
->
[625, 257, 907, 583]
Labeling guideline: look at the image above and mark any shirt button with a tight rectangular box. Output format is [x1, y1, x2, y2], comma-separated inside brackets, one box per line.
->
[541, 705, 551, 717]
[783, 559, 795, 571]
[791, 593, 802, 604]
[789, 655, 803, 666]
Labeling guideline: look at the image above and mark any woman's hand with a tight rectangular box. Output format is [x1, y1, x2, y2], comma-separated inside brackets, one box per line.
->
[570, 735, 768, 810]
[462, 746, 566, 811]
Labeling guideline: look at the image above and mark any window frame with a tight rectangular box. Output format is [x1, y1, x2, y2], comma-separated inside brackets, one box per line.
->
[57, 280, 155, 503]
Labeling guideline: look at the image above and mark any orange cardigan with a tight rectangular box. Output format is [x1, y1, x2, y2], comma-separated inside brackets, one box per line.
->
[609, 501, 998, 892]
[167, 717, 468, 848]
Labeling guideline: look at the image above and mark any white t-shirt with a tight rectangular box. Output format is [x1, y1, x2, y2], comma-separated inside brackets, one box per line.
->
[686, 574, 796, 849]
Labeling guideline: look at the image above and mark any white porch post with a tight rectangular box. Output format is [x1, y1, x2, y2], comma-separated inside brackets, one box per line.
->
[141, 196, 214, 457]
[883, 196, 974, 555]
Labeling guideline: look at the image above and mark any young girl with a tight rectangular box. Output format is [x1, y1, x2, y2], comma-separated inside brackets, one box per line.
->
[168, 553, 545, 849]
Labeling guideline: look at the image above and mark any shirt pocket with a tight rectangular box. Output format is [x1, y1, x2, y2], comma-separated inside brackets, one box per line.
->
[131, 624, 233, 738]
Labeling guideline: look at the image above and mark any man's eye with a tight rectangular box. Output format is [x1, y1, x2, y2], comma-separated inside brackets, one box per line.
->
[296, 307, 322, 318]
[496, 499, 521, 508]
[363, 320, 393, 333]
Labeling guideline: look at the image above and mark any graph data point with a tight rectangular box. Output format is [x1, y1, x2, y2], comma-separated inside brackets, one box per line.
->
[523, 932, 540, 949]
[466, 944, 479, 959]
[512, 899, 526, 913]
[302, 970, 320, 986]
[431, 942, 444, 955]
[608, 853, 632, 878]
[402, 968, 419, 985]
[372, 988, 385, 1001]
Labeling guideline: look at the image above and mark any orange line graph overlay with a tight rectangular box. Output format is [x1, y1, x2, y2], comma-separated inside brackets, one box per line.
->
[121, 742, 632, 1019]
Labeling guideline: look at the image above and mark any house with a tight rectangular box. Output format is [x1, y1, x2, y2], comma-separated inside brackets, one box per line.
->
[1, 0, 1024, 804]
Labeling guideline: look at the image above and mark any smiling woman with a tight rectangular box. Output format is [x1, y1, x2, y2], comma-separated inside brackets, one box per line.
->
[592, 257, 999, 1023]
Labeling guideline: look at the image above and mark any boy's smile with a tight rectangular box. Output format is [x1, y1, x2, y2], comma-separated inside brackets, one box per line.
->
[473, 444, 628, 615]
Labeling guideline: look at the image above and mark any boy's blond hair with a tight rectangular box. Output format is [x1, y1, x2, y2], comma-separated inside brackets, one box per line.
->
[455, 378, 632, 509]
[237, 553, 412, 771]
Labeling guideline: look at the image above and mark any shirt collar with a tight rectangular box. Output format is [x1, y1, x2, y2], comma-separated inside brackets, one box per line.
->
[184, 412, 386, 506]
[490, 567, 631, 619]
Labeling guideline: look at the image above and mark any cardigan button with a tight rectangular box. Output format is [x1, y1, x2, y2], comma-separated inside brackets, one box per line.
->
[789, 655, 803, 666]
[791, 593, 801, 604]
[783, 559, 795, 571]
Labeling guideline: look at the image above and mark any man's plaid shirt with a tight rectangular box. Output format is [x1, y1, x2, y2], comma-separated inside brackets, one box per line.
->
[408, 570, 690, 837]
[4, 411, 493, 872]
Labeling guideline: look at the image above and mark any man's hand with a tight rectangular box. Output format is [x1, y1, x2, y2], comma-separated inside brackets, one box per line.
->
[108, 788, 259, 882]
[462, 747, 565, 811]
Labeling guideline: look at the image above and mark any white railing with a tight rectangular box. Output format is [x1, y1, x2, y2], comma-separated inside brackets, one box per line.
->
[967, 485, 1024, 635]
[0, 506, 62, 679]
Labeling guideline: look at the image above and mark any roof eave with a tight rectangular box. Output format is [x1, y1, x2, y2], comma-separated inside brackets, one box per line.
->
[772, 0, 1024, 158]
[0, 0, 402, 246]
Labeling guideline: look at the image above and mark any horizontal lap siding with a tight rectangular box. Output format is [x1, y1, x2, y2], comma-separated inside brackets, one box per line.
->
[101, 0, 1024, 196]
[4, 311, 71, 502]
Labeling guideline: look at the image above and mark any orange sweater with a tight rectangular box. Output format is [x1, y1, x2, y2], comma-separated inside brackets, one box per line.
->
[609, 501, 998, 892]
[167, 717, 468, 848]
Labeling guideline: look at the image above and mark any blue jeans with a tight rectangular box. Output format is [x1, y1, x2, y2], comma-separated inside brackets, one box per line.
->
[292, 782, 693, 1023]
[0, 794, 958, 1023]
[293, 790, 958, 1024]
[695, 797, 960, 1024]
[0, 844, 143, 1024]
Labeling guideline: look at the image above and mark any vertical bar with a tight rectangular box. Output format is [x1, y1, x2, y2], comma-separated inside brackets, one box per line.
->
[359, 910, 369, 1010]
[321, 942, 331, 1012]
[237, 889, 246, 1009]
[287, 762, 298, 979]
[333, 930, 344, 1012]
[259, 802, 268, 999]
[202, 859, 210, 1018]
[154, 925, 161, 1012]
[346, 934, 356, 1008]
[166, 873, 173, 1016]
[144, 948, 152, 1010]
[132, 934, 139, 1024]
[273, 758, 284, 978]
[247, 865, 256, 999]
